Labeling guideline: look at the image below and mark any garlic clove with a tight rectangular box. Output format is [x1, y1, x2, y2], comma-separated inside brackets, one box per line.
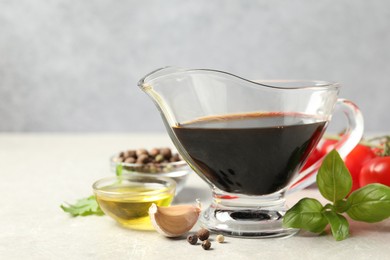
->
[149, 203, 201, 237]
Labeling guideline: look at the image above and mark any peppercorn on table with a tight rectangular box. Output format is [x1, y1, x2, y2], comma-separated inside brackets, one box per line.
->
[0, 133, 389, 259]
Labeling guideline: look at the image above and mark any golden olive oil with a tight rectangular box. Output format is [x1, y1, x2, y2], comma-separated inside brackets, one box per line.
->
[95, 184, 174, 230]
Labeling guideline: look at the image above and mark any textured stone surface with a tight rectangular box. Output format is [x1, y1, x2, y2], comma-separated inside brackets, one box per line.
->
[0, 0, 389, 132]
[0, 133, 389, 259]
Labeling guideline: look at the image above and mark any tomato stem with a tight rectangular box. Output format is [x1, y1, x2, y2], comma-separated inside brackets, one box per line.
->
[368, 136, 390, 156]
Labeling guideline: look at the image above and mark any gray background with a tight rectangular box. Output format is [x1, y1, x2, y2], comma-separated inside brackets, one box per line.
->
[0, 0, 389, 132]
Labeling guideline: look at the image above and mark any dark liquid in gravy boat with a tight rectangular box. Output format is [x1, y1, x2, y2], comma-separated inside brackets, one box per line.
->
[173, 112, 327, 195]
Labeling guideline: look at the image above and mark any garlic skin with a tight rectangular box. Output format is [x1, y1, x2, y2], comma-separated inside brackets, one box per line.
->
[149, 203, 201, 237]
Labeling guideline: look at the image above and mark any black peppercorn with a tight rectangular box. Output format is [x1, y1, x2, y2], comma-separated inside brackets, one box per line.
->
[186, 234, 198, 245]
[124, 157, 136, 163]
[170, 154, 180, 162]
[149, 148, 160, 157]
[160, 148, 172, 159]
[197, 228, 210, 241]
[201, 240, 211, 250]
[126, 150, 136, 158]
[136, 154, 149, 164]
[115, 147, 183, 172]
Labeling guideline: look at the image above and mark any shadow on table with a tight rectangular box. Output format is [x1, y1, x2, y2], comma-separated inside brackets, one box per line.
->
[173, 187, 211, 204]
[349, 219, 390, 234]
[296, 218, 390, 239]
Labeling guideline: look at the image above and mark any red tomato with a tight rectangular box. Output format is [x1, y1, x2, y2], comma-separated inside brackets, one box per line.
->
[359, 157, 390, 187]
[301, 139, 337, 171]
[300, 139, 377, 193]
[344, 144, 377, 192]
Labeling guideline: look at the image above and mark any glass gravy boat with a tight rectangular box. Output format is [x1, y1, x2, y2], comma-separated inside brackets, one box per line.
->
[138, 67, 364, 238]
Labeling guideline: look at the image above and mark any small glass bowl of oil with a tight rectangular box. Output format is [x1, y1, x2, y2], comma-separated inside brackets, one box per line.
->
[92, 174, 176, 230]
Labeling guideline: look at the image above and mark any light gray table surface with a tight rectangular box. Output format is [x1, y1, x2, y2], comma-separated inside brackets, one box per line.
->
[0, 133, 389, 260]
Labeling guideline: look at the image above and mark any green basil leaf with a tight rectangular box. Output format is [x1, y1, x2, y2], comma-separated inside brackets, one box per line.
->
[283, 198, 328, 233]
[333, 199, 350, 213]
[61, 195, 104, 217]
[323, 211, 349, 241]
[116, 164, 123, 177]
[317, 150, 352, 203]
[346, 183, 390, 223]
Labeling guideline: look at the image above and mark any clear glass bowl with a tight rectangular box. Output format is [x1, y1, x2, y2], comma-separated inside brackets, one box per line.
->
[92, 174, 176, 230]
[110, 156, 191, 194]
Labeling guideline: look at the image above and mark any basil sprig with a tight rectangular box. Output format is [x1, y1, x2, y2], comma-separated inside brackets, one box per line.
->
[61, 195, 104, 217]
[283, 150, 390, 241]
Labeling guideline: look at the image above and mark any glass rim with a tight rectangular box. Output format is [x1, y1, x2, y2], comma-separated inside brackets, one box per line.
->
[92, 174, 176, 198]
[139, 67, 340, 91]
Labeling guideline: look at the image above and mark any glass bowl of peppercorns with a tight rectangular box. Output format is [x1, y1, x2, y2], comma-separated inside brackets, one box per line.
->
[110, 147, 191, 194]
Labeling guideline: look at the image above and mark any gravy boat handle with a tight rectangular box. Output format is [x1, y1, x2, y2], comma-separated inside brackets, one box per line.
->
[287, 98, 364, 194]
